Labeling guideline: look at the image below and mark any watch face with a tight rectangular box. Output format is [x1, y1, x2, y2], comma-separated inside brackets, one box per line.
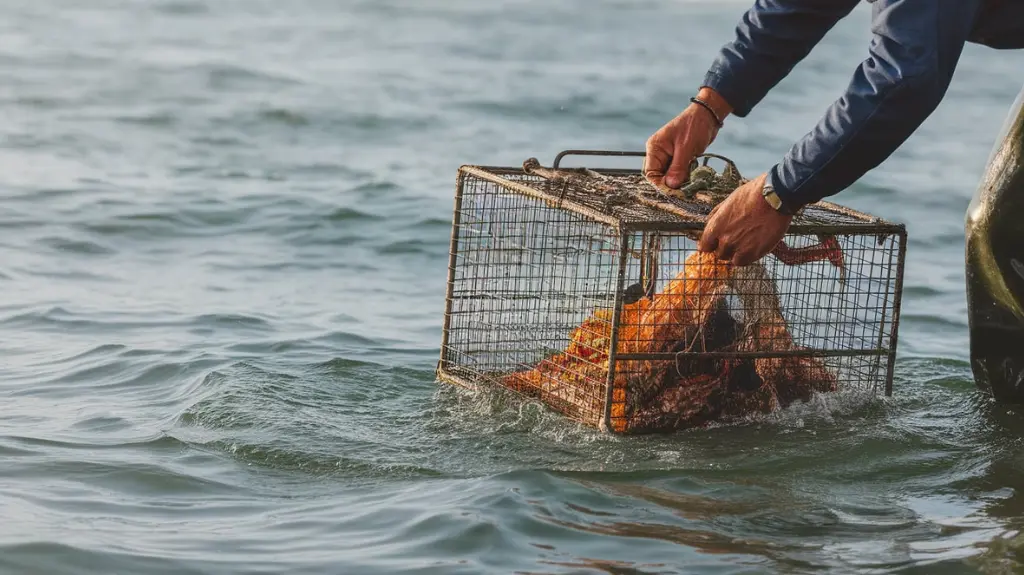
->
[763, 190, 782, 210]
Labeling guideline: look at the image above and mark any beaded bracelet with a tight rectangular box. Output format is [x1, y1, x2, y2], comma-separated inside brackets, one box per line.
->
[690, 96, 724, 128]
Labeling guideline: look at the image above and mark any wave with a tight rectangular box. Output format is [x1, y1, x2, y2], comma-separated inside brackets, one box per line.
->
[153, 0, 209, 15]
[184, 62, 304, 90]
[1, 307, 274, 333]
[38, 236, 117, 256]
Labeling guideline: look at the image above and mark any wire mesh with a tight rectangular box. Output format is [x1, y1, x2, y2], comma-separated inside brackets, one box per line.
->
[439, 168, 624, 427]
[438, 157, 906, 434]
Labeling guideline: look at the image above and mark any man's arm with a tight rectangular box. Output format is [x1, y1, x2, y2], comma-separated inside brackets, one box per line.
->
[704, 0, 861, 119]
[698, 0, 984, 265]
[646, 0, 859, 190]
[769, 0, 983, 212]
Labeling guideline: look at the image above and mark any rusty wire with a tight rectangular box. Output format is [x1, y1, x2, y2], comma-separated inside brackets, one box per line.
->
[437, 151, 907, 434]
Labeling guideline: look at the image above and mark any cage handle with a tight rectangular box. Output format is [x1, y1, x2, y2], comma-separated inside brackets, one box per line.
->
[552, 150, 741, 181]
[552, 150, 646, 169]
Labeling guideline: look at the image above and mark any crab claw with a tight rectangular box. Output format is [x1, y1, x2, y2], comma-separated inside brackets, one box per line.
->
[818, 235, 846, 285]
[770, 234, 846, 285]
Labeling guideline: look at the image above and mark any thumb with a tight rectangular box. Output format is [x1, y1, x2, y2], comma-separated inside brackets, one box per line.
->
[664, 143, 692, 190]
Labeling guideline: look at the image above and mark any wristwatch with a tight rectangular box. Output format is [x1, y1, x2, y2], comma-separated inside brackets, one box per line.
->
[761, 182, 782, 209]
[761, 181, 798, 216]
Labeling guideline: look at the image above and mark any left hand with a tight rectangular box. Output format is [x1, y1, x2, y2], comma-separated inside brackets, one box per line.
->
[698, 172, 793, 266]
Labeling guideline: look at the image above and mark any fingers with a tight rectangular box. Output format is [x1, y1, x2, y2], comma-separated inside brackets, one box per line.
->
[665, 118, 716, 189]
[646, 101, 722, 191]
[698, 233, 718, 255]
[697, 202, 722, 253]
[695, 172, 785, 266]
[731, 248, 756, 267]
[643, 136, 670, 189]
[697, 220, 717, 254]
[700, 229, 737, 264]
[699, 202, 741, 264]
[664, 138, 693, 190]
[716, 238, 737, 263]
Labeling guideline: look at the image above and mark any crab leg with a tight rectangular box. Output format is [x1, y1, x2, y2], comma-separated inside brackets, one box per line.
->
[770, 234, 846, 283]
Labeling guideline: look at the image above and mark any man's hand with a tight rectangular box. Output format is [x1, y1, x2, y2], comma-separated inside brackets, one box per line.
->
[644, 88, 732, 192]
[698, 173, 793, 266]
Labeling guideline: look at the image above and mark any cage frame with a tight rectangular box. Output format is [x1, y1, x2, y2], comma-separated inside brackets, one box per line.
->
[437, 150, 908, 433]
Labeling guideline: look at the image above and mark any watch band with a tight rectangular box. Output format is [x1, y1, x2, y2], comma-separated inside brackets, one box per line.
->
[762, 183, 798, 215]
[762, 183, 782, 210]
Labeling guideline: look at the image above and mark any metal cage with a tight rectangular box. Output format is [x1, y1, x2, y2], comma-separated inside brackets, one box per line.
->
[437, 150, 907, 434]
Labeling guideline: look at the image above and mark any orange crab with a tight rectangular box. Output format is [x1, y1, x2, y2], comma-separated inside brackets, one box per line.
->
[500, 237, 844, 433]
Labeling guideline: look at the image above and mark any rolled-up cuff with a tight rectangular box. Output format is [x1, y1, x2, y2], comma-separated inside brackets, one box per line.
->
[767, 163, 810, 214]
[701, 68, 753, 118]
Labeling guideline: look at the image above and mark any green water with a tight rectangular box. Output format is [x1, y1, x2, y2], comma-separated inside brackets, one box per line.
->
[2, 1, 1024, 573]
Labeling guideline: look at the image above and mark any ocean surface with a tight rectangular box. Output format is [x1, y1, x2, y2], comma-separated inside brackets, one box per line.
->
[2, 1, 1024, 573]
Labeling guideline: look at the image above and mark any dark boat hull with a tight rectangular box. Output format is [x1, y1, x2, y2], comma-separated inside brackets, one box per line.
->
[966, 84, 1024, 401]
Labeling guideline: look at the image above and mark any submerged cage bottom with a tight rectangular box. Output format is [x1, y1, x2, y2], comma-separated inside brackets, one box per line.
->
[443, 252, 853, 434]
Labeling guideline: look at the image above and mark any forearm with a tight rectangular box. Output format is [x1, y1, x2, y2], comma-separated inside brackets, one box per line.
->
[770, 0, 982, 210]
[703, 0, 860, 117]
[768, 75, 942, 210]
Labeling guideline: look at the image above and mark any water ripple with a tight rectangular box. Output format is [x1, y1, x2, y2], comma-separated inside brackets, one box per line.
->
[1, 0, 1022, 573]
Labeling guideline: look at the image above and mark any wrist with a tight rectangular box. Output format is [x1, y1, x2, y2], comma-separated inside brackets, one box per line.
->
[695, 87, 733, 122]
[763, 167, 801, 216]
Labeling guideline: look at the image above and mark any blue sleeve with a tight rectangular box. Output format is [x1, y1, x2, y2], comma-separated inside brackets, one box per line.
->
[703, 0, 861, 118]
[768, 0, 983, 211]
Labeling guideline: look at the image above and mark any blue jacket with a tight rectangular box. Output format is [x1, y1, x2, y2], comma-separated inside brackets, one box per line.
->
[703, 0, 1024, 212]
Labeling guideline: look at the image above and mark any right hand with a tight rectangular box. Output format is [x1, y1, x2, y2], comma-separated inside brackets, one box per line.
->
[644, 87, 733, 192]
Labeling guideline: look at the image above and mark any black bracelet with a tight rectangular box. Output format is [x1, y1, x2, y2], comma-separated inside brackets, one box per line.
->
[690, 96, 724, 128]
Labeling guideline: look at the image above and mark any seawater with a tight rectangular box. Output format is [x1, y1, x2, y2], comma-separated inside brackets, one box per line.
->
[2, 1, 1024, 573]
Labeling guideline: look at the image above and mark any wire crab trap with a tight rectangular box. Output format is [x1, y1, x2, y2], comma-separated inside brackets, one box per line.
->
[437, 150, 907, 434]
